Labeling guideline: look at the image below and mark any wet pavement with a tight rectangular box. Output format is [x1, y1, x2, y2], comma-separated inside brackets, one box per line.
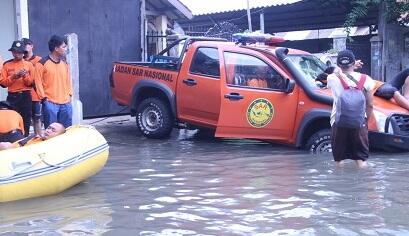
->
[1, 116, 409, 235]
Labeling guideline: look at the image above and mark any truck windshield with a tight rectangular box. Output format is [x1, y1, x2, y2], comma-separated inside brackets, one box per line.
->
[287, 54, 327, 88]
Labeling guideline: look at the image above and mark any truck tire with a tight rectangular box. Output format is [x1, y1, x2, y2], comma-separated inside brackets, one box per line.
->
[136, 98, 174, 139]
[305, 129, 332, 153]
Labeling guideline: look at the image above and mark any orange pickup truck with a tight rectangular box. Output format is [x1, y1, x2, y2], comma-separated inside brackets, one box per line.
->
[110, 36, 409, 152]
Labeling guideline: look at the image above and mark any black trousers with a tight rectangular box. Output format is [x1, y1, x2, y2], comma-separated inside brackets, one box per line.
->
[7, 91, 32, 137]
[331, 123, 369, 162]
[0, 129, 24, 142]
[375, 68, 409, 99]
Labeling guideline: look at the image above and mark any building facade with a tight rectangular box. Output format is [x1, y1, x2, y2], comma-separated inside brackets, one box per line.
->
[1, 0, 191, 117]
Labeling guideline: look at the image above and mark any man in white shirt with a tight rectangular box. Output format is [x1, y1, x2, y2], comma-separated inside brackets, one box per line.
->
[327, 50, 375, 168]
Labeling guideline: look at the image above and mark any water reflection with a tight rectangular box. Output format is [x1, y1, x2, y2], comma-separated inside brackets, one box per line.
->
[0, 181, 112, 235]
[3, 120, 409, 235]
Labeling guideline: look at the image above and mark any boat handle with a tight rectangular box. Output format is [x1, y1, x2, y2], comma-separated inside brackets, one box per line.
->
[11, 161, 33, 170]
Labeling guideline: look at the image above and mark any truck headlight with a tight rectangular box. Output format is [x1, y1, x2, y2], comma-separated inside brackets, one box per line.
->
[373, 110, 393, 134]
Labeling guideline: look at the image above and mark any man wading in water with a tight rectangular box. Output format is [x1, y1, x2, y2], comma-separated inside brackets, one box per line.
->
[327, 50, 375, 168]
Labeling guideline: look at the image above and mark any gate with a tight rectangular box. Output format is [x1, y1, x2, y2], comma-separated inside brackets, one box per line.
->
[146, 31, 167, 60]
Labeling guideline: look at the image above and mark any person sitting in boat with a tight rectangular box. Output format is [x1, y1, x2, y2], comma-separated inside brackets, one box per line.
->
[0, 122, 65, 150]
[0, 101, 25, 143]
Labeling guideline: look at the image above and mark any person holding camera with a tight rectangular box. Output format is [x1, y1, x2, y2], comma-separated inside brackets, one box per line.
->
[0, 40, 35, 136]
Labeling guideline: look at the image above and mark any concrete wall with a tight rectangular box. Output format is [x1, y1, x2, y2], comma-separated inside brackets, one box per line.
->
[404, 33, 409, 70]
[0, 0, 16, 60]
[0, 0, 16, 101]
[383, 24, 408, 82]
[28, 0, 142, 117]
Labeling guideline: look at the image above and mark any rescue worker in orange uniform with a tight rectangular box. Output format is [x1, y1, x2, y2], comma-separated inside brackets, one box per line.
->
[0, 101, 25, 142]
[0, 40, 35, 137]
[0, 122, 65, 150]
[22, 38, 43, 136]
[247, 66, 269, 88]
[36, 35, 73, 129]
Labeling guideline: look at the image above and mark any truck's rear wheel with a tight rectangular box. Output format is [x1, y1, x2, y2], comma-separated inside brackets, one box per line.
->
[136, 98, 173, 139]
[305, 129, 332, 153]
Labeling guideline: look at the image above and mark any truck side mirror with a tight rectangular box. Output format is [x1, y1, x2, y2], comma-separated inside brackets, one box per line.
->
[284, 79, 295, 93]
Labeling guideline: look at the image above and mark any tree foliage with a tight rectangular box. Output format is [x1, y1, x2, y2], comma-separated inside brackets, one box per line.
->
[322, 0, 408, 35]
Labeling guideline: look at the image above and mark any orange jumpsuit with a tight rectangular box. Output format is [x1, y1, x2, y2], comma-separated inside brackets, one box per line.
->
[35, 57, 72, 104]
[9, 136, 44, 149]
[26, 55, 42, 102]
[0, 109, 25, 142]
[0, 59, 34, 92]
[247, 78, 268, 88]
[1, 59, 35, 136]
[35, 56, 73, 128]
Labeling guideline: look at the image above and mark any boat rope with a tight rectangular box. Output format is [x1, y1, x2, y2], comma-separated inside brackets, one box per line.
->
[39, 124, 96, 168]
[87, 107, 128, 125]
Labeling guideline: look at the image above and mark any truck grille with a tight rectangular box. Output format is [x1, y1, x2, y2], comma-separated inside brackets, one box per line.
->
[388, 114, 409, 136]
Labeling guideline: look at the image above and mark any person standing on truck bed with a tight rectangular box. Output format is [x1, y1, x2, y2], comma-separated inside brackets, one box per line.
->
[36, 35, 73, 129]
[327, 50, 375, 168]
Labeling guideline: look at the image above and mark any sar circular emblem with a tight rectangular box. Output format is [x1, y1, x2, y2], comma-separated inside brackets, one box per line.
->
[246, 98, 274, 128]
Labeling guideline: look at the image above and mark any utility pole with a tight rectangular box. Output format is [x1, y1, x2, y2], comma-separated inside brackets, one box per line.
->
[246, 0, 252, 32]
[260, 10, 264, 33]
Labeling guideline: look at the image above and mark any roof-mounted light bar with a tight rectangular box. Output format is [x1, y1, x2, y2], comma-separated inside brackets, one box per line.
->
[233, 33, 285, 46]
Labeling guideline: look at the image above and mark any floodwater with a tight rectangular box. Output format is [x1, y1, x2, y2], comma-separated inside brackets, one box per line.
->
[1, 118, 409, 235]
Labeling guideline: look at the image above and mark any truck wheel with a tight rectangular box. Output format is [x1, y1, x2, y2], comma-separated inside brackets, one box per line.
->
[305, 129, 332, 153]
[136, 98, 173, 139]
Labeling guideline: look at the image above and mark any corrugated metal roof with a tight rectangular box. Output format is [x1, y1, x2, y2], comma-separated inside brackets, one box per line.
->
[192, 0, 300, 16]
[147, 0, 193, 20]
[178, 0, 378, 34]
[275, 26, 373, 41]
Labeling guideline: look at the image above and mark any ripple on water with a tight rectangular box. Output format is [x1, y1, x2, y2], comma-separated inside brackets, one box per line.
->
[154, 197, 178, 203]
[5, 132, 409, 235]
[138, 204, 164, 211]
[149, 212, 209, 222]
[278, 207, 322, 218]
[313, 190, 342, 197]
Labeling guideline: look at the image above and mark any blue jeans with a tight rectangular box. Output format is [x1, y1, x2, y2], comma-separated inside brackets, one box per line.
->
[43, 100, 72, 129]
